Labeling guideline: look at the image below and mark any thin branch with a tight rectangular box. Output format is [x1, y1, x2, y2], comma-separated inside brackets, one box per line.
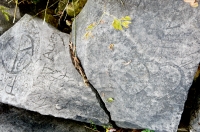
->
[32, 0, 59, 19]
[58, 0, 70, 25]
[43, 0, 50, 24]
[13, 0, 18, 23]
[72, 0, 77, 57]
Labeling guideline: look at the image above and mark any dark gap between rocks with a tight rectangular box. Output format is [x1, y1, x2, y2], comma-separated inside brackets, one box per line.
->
[178, 63, 200, 131]
[87, 82, 119, 128]
[0, 103, 105, 132]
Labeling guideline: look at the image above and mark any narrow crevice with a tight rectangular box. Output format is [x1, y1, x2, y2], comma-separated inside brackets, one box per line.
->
[87, 82, 119, 128]
[69, 41, 118, 128]
[178, 63, 200, 130]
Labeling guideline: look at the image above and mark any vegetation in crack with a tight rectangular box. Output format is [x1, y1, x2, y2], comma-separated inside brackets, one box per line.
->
[68, 0, 118, 128]
[69, 36, 118, 129]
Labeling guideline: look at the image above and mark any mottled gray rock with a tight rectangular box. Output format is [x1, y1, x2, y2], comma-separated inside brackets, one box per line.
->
[72, 0, 200, 131]
[0, 14, 109, 126]
[0, 103, 94, 132]
[0, 0, 21, 35]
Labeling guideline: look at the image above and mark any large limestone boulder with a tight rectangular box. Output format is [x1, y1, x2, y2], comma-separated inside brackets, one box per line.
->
[0, 14, 108, 125]
[72, 0, 200, 131]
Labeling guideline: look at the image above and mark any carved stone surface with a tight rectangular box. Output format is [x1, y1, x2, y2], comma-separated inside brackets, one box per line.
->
[72, 0, 200, 131]
[0, 14, 109, 125]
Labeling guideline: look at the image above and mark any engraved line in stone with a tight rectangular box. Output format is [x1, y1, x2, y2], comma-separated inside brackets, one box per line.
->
[2, 35, 34, 74]
[11, 44, 20, 72]
[6, 37, 15, 50]
[5, 75, 17, 95]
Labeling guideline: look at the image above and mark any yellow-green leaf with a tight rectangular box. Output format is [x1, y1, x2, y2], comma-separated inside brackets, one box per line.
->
[107, 97, 114, 103]
[0, 5, 7, 10]
[86, 23, 96, 30]
[121, 21, 131, 28]
[121, 16, 131, 21]
[3, 13, 9, 21]
[83, 31, 92, 39]
[112, 19, 122, 30]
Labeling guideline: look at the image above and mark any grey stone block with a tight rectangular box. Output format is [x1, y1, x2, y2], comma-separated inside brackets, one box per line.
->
[0, 14, 109, 126]
[72, 0, 200, 131]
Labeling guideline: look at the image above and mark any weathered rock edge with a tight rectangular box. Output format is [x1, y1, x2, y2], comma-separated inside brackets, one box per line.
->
[0, 14, 109, 126]
[0, 103, 92, 132]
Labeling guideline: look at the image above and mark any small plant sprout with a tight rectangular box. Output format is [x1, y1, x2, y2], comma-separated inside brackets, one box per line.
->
[112, 16, 131, 30]
[89, 120, 97, 130]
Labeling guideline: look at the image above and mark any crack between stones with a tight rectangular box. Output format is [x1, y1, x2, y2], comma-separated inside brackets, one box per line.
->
[87, 82, 118, 128]
[69, 41, 118, 128]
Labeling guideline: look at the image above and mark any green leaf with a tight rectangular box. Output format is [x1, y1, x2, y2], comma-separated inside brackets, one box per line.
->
[86, 23, 96, 30]
[121, 16, 131, 21]
[142, 129, 154, 132]
[121, 21, 131, 28]
[0, 5, 10, 21]
[0, 5, 7, 10]
[107, 97, 114, 103]
[112, 19, 122, 30]
[3, 13, 9, 21]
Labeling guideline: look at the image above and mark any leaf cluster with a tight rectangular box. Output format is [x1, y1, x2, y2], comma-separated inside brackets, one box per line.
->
[112, 16, 131, 30]
[141, 129, 154, 132]
[0, 5, 10, 21]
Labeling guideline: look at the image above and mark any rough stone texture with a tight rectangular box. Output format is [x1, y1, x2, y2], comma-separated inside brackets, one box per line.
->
[0, 103, 94, 132]
[0, 14, 109, 126]
[72, 0, 200, 131]
[191, 114, 200, 132]
[0, 0, 21, 35]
